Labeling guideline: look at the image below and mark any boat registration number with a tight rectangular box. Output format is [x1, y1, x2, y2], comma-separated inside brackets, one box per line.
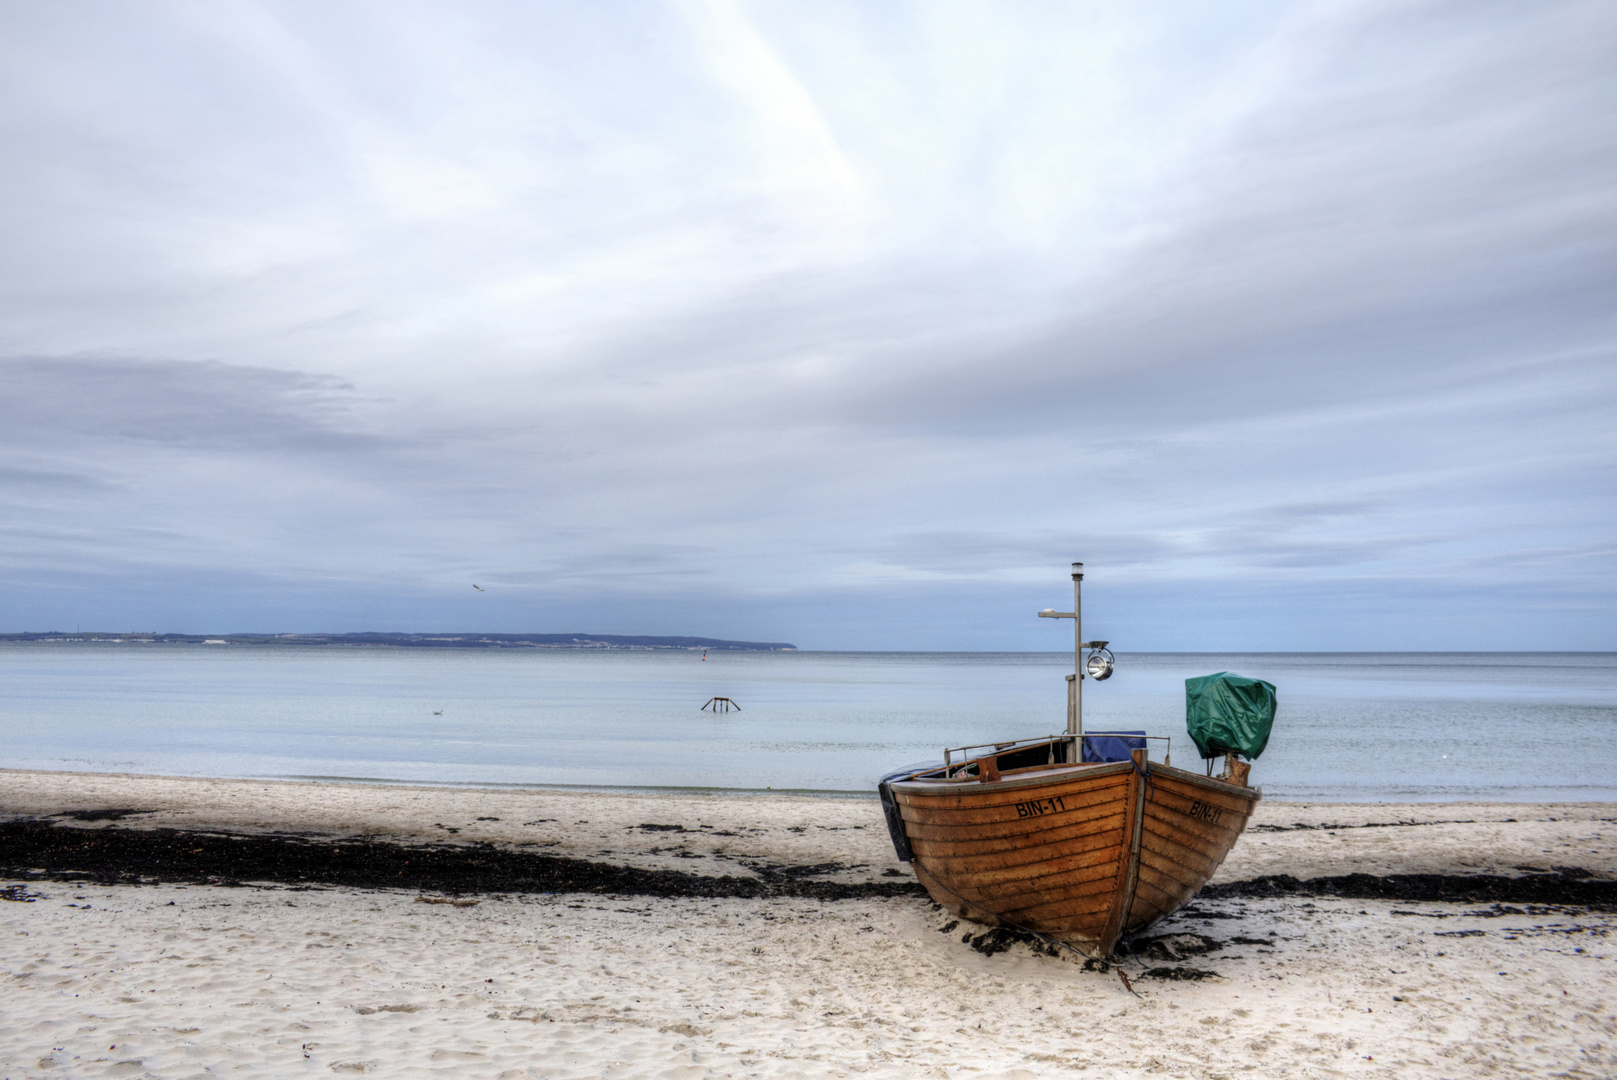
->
[1188, 800, 1224, 825]
[1014, 795, 1067, 818]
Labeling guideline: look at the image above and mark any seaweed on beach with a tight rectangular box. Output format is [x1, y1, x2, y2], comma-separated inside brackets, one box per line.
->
[1202, 869, 1617, 907]
[742, 860, 861, 883]
[8, 820, 1617, 912]
[0, 821, 927, 901]
[960, 927, 1062, 958]
[1119, 933, 1224, 961]
[1141, 966, 1221, 981]
[53, 808, 155, 822]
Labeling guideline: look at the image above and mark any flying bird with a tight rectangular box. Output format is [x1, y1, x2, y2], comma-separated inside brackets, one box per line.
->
[434, 710, 443, 716]
[472, 584, 484, 591]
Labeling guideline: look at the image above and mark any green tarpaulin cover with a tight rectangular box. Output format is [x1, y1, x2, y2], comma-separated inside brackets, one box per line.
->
[1185, 672, 1276, 760]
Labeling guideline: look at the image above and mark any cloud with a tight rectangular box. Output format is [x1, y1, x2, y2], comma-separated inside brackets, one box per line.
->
[0, 1, 1611, 646]
[0, 357, 370, 451]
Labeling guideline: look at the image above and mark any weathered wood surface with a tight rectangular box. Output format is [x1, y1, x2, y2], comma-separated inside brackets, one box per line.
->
[1120, 770, 1255, 937]
[890, 759, 1259, 957]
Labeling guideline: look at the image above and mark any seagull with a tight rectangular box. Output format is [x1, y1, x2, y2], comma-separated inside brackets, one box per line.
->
[472, 584, 484, 591]
[434, 710, 443, 716]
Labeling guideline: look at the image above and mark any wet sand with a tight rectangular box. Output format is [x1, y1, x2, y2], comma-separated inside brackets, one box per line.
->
[3, 769, 1615, 1078]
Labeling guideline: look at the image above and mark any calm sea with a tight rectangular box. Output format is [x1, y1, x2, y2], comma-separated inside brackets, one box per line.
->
[1, 646, 1614, 802]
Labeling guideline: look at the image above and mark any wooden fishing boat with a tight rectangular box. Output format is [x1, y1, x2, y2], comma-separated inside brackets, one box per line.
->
[878, 562, 1263, 958]
[881, 738, 1258, 957]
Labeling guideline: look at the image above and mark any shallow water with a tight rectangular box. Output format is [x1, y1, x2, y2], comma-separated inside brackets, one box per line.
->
[1, 645, 1613, 800]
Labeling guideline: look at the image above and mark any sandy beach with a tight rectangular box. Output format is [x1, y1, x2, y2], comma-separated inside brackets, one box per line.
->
[3, 770, 1615, 1078]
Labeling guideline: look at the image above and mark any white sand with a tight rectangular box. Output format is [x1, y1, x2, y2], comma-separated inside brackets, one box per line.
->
[4, 770, 1616, 1078]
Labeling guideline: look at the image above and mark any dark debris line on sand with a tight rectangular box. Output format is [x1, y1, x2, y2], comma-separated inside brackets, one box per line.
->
[4, 821, 1616, 909]
[0, 822, 926, 901]
[1202, 869, 1617, 907]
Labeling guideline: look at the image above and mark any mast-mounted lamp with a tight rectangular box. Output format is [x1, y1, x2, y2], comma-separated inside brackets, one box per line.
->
[1036, 561, 1116, 740]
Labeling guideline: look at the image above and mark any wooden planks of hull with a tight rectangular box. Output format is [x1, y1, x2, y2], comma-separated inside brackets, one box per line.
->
[894, 767, 1129, 809]
[890, 756, 1260, 957]
[904, 799, 1123, 848]
[913, 819, 1127, 873]
[913, 863, 1116, 944]
[968, 858, 1127, 904]
[897, 780, 1128, 826]
[913, 830, 1129, 896]
[892, 766, 1135, 955]
[1120, 770, 1257, 937]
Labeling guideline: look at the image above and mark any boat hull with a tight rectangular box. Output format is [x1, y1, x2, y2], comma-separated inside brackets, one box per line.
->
[887, 756, 1258, 957]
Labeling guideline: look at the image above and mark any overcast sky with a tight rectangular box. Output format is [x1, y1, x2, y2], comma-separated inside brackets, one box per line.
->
[1, 0, 1612, 649]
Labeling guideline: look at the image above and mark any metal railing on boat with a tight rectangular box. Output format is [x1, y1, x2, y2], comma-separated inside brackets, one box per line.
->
[931, 734, 1172, 780]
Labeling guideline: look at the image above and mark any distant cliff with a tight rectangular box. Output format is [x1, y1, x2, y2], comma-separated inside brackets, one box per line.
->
[0, 631, 797, 651]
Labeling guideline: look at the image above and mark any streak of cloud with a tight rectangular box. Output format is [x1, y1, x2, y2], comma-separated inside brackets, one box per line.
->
[0, 0, 1611, 648]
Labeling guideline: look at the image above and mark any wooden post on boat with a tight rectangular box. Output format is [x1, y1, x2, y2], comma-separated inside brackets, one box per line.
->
[1066, 673, 1076, 757]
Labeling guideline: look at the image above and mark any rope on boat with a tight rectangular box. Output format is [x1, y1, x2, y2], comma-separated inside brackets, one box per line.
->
[1129, 751, 1155, 806]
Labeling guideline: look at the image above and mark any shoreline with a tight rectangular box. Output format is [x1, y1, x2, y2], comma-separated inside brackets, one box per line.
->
[8, 764, 1617, 805]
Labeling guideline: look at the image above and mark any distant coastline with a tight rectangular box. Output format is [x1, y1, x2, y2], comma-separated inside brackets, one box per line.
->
[0, 631, 797, 651]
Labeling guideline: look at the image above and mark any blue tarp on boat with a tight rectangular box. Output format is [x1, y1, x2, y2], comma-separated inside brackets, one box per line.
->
[1080, 731, 1147, 763]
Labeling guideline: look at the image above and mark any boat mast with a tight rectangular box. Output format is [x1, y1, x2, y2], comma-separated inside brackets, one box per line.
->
[1039, 562, 1087, 759]
[1072, 561, 1083, 743]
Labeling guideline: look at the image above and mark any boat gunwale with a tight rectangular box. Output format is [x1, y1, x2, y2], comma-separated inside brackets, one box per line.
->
[886, 760, 1131, 794]
[886, 756, 1263, 803]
